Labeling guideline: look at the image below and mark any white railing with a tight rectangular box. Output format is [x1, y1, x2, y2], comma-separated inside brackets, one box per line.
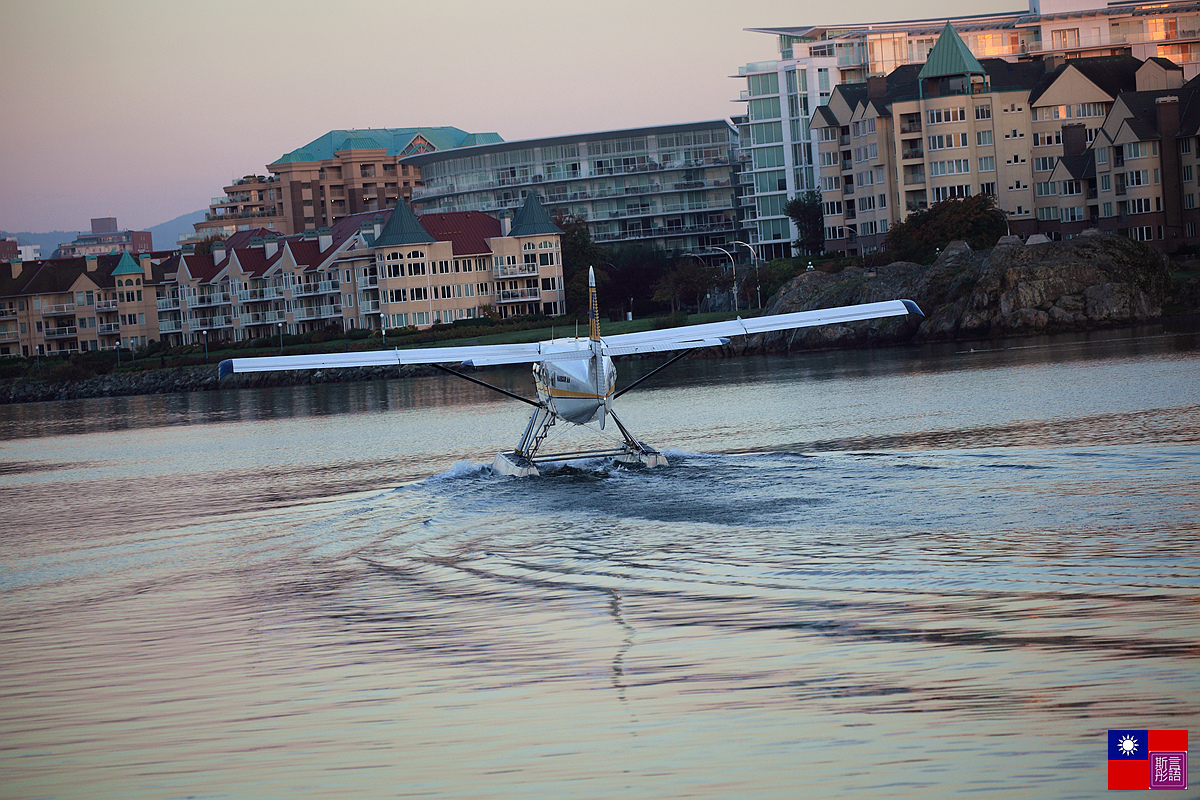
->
[157, 297, 180, 311]
[293, 281, 339, 297]
[98, 322, 120, 334]
[294, 304, 342, 320]
[193, 315, 234, 329]
[41, 303, 75, 316]
[356, 275, 379, 289]
[159, 320, 183, 333]
[238, 310, 286, 326]
[237, 287, 285, 302]
[498, 288, 540, 303]
[494, 264, 540, 279]
[96, 299, 118, 311]
[44, 326, 78, 338]
[360, 300, 380, 313]
[0, 331, 19, 342]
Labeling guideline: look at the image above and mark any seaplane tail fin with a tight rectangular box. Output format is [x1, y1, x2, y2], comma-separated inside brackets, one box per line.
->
[588, 266, 601, 342]
[599, 299, 922, 356]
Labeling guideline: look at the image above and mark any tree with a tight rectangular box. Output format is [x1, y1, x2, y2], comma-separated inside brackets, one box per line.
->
[553, 211, 609, 318]
[652, 259, 724, 313]
[882, 193, 1008, 263]
[785, 191, 824, 256]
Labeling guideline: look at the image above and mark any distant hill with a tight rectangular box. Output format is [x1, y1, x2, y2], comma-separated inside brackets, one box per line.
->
[147, 210, 205, 250]
[2, 209, 205, 258]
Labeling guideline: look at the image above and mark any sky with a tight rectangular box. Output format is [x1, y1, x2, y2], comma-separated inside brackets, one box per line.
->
[1, 0, 1019, 234]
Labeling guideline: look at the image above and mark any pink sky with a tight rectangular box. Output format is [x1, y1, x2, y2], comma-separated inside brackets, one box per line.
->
[1, 0, 1015, 233]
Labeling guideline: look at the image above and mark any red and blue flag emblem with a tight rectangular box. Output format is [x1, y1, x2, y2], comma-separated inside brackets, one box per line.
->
[1108, 730, 1188, 790]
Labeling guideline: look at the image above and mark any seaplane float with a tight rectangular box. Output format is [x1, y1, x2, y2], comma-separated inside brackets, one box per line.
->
[219, 268, 922, 476]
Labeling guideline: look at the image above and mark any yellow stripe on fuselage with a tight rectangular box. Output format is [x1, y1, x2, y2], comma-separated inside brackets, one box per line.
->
[535, 381, 613, 400]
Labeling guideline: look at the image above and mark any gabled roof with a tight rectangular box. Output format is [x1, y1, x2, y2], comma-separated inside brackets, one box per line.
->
[419, 211, 502, 256]
[1028, 55, 1143, 106]
[111, 251, 143, 275]
[811, 105, 841, 127]
[918, 22, 985, 80]
[373, 200, 436, 247]
[508, 194, 562, 237]
[1051, 153, 1095, 182]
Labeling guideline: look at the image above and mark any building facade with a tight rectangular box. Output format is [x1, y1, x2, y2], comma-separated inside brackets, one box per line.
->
[189, 127, 504, 244]
[810, 21, 1191, 254]
[736, 0, 1200, 254]
[402, 122, 745, 258]
[58, 217, 153, 257]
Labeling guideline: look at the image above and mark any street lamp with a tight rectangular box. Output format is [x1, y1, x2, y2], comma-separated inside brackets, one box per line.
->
[202, 330, 208, 364]
[277, 321, 283, 355]
[712, 245, 738, 312]
[732, 240, 762, 309]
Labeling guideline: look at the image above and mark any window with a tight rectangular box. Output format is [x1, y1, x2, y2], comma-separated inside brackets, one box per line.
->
[1102, 202, 1113, 217]
[926, 107, 966, 124]
[1060, 180, 1081, 196]
[1184, 194, 1196, 210]
[823, 200, 843, 216]
[975, 105, 991, 120]
[1129, 226, 1153, 242]
[1036, 181, 1058, 197]
[980, 182, 997, 196]
[877, 193, 887, 209]
[1126, 142, 1146, 159]
[1062, 207, 1085, 222]
[977, 130, 993, 146]
[979, 156, 995, 173]
[1127, 170, 1149, 187]
[1101, 174, 1111, 192]
[1034, 157, 1056, 172]
[932, 185, 971, 202]
[1038, 206, 1060, 221]
[1185, 165, 1194, 182]
[1182, 138, 1193, 155]
[1129, 197, 1153, 214]
[1096, 147, 1107, 165]
[1033, 131, 1062, 147]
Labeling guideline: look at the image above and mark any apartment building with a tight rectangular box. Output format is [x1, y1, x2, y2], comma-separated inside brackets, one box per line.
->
[188, 128, 504, 244]
[58, 217, 153, 257]
[0, 251, 167, 357]
[813, 21, 1182, 253]
[401, 122, 745, 257]
[736, 0, 1200, 254]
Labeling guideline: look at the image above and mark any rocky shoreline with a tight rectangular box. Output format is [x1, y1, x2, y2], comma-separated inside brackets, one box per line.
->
[3, 234, 1196, 405]
[0, 364, 439, 405]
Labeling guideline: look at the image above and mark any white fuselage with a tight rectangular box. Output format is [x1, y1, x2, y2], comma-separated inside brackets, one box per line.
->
[532, 339, 615, 425]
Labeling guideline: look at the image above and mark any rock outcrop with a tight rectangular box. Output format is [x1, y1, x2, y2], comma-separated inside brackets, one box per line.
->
[734, 234, 1174, 354]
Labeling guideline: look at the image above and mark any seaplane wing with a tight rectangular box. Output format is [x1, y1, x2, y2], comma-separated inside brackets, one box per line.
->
[598, 299, 922, 356]
[218, 341, 591, 378]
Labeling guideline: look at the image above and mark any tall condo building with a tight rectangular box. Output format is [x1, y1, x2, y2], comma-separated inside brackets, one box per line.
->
[736, 0, 1200, 256]
[402, 122, 745, 257]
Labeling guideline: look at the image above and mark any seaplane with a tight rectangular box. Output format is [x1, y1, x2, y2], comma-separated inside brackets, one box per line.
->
[219, 268, 922, 476]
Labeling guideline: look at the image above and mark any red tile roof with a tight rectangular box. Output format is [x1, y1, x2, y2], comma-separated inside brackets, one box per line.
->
[418, 211, 501, 256]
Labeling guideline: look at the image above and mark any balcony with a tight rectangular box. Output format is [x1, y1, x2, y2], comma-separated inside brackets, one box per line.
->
[0, 330, 19, 343]
[360, 300, 380, 313]
[356, 275, 379, 289]
[494, 263, 540, 279]
[41, 303, 75, 316]
[899, 122, 923, 135]
[237, 287, 284, 302]
[44, 325, 78, 339]
[498, 288, 540, 303]
[191, 292, 231, 307]
[904, 173, 926, 186]
[193, 315, 234, 329]
[98, 322, 120, 334]
[901, 147, 924, 161]
[294, 304, 342, 320]
[159, 320, 184, 333]
[157, 297, 181, 311]
[294, 280, 339, 297]
[239, 310, 286, 326]
[0, 308, 15, 320]
[96, 299, 118, 311]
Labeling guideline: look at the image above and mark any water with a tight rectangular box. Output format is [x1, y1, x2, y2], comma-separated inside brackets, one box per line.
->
[1, 328, 1198, 799]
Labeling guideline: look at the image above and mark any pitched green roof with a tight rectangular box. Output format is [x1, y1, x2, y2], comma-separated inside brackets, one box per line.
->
[508, 194, 562, 237]
[374, 200, 436, 247]
[270, 127, 503, 165]
[918, 22, 985, 80]
[111, 251, 142, 275]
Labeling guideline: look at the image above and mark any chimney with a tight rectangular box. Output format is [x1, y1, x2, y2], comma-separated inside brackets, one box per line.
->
[373, 214, 384, 240]
[501, 212, 512, 236]
[249, 236, 264, 249]
[1043, 53, 1065, 72]
[318, 226, 333, 251]
[139, 253, 152, 278]
[212, 241, 227, 263]
[264, 235, 279, 257]
[10, 259, 21, 280]
[868, 76, 887, 99]
[181, 243, 196, 255]
[1157, 96, 1183, 235]
[85, 254, 98, 272]
[1061, 123, 1087, 157]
